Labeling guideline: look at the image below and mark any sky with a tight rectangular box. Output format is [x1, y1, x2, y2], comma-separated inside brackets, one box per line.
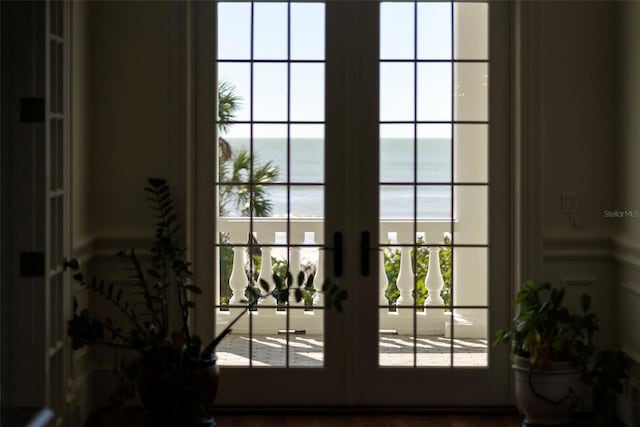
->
[217, 2, 487, 139]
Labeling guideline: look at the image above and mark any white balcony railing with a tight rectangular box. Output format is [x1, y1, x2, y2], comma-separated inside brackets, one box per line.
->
[216, 217, 487, 338]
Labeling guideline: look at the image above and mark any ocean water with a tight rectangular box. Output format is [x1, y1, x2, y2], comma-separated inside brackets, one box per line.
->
[221, 138, 452, 218]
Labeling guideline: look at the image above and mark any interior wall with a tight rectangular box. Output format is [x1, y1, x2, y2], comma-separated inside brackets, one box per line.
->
[89, 0, 171, 240]
[534, 1, 617, 350]
[616, 1, 640, 425]
[539, 0, 615, 239]
[72, 0, 174, 416]
[618, 2, 640, 241]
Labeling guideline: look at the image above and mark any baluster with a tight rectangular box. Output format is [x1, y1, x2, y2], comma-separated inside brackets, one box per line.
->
[289, 229, 305, 306]
[395, 246, 414, 306]
[257, 246, 276, 305]
[424, 246, 445, 307]
[228, 245, 247, 305]
[313, 235, 324, 307]
[379, 250, 389, 306]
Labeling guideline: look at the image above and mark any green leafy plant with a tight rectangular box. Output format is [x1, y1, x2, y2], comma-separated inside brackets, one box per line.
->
[493, 280, 628, 424]
[67, 178, 347, 426]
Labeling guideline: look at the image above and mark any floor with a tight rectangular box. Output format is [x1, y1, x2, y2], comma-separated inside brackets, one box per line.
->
[216, 334, 488, 367]
[212, 413, 523, 427]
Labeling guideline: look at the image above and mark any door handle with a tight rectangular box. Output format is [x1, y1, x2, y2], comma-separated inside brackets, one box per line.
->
[360, 230, 370, 276]
[333, 231, 343, 277]
[63, 258, 80, 271]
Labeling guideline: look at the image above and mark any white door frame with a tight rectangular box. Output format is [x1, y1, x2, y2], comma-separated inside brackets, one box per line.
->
[190, 0, 515, 408]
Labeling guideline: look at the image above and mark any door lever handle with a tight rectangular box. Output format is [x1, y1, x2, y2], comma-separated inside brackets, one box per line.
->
[333, 231, 343, 277]
[63, 258, 80, 271]
[360, 230, 370, 276]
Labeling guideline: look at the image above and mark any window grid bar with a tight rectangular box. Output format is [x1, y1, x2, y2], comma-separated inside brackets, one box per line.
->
[380, 58, 488, 64]
[248, 0, 256, 367]
[219, 120, 489, 125]
[411, 0, 419, 368]
[383, 304, 488, 310]
[379, 243, 488, 249]
[285, 0, 292, 368]
[219, 243, 489, 250]
[448, 0, 455, 368]
[218, 59, 488, 64]
[218, 181, 489, 186]
[218, 59, 324, 63]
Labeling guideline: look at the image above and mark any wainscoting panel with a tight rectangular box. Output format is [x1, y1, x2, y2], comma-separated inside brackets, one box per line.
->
[614, 236, 640, 427]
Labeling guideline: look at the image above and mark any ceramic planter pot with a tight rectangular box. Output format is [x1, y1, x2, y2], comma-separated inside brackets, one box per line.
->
[513, 356, 583, 425]
[138, 352, 220, 427]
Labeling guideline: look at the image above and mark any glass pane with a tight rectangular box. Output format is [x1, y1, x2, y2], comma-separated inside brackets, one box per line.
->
[379, 309, 415, 367]
[454, 124, 488, 183]
[291, 185, 324, 217]
[454, 63, 488, 121]
[253, 124, 288, 184]
[454, 185, 488, 245]
[50, 119, 59, 190]
[291, 3, 325, 60]
[417, 63, 451, 121]
[290, 125, 324, 183]
[218, 2, 251, 60]
[217, 242, 234, 307]
[380, 62, 415, 121]
[250, 311, 288, 367]
[452, 309, 488, 367]
[452, 247, 488, 307]
[380, 184, 415, 220]
[263, 184, 288, 217]
[454, 3, 488, 60]
[288, 306, 324, 367]
[380, 125, 415, 183]
[417, 124, 451, 183]
[417, 2, 452, 60]
[253, 63, 288, 121]
[218, 121, 250, 211]
[380, 2, 415, 60]
[415, 335, 452, 367]
[291, 63, 324, 121]
[218, 63, 251, 122]
[216, 328, 251, 366]
[417, 185, 451, 220]
[254, 3, 288, 60]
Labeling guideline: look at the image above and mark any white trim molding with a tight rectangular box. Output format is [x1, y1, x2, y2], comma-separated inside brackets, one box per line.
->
[543, 236, 612, 260]
[514, 0, 543, 283]
[620, 281, 640, 299]
[613, 236, 640, 269]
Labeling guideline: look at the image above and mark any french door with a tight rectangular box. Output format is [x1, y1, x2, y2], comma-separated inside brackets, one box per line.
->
[1, 0, 74, 422]
[204, 0, 512, 407]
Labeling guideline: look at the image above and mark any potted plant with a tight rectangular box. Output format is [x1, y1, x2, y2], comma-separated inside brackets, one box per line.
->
[67, 178, 347, 427]
[494, 280, 628, 426]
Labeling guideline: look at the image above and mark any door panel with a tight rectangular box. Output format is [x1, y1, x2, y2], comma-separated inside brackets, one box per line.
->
[209, 0, 512, 407]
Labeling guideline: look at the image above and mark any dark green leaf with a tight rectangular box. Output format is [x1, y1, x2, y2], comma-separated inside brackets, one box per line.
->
[259, 279, 270, 293]
[184, 285, 202, 294]
[581, 293, 591, 313]
[321, 278, 331, 293]
[273, 273, 283, 290]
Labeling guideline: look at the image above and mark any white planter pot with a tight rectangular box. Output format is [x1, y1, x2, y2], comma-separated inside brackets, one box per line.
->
[513, 356, 583, 425]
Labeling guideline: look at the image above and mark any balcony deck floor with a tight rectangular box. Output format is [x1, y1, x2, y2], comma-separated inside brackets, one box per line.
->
[216, 335, 488, 367]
